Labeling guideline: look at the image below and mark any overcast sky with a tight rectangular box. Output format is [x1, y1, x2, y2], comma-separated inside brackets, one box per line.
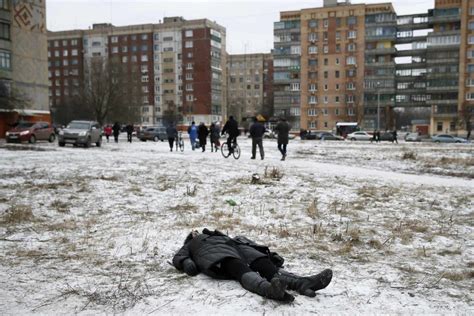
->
[47, 0, 434, 54]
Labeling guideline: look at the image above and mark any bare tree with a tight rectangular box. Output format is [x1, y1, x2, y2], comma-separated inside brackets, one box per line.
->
[71, 56, 142, 126]
[459, 104, 473, 139]
[0, 80, 29, 111]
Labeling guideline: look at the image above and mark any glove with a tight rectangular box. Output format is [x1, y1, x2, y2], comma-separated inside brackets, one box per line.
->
[182, 258, 199, 276]
[270, 252, 284, 267]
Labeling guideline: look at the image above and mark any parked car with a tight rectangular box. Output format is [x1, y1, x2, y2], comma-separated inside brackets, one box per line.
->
[6, 121, 56, 144]
[347, 131, 372, 141]
[58, 120, 102, 147]
[379, 132, 395, 142]
[431, 134, 468, 143]
[320, 132, 344, 141]
[138, 126, 167, 142]
[405, 132, 422, 142]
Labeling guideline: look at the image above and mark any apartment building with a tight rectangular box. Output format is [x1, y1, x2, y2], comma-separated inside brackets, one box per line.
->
[48, 17, 226, 127]
[274, 0, 474, 135]
[0, 0, 49, 137]
[226, 53, 273, 123]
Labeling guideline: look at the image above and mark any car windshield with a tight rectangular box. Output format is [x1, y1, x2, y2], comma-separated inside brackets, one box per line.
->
[68, 122, 90, 129]
[16, 122, 35, 128]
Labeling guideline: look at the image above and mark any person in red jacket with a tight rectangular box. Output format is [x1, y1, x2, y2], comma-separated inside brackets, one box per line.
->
[104, 125, 112, 142]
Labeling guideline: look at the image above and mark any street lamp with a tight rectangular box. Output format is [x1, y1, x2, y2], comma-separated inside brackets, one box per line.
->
[376, 81, 381, 131]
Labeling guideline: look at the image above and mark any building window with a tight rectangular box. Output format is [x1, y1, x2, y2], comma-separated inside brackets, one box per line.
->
[437, 122, 443, 132]
[348, 108, 354, 116]
[0, 50, 11, 70]
[291, 82, 300, 91]
[122, 56, 128, 63]
[309, 96, 317, 104]
[111, 36, 118, 43]
[346, 56, 356, 65]
[308, 46, 318, 54]
[141, 55, 148, 62]
[324, 96, 328, 104]
[185, 30, 193, 37]
[308, 19, 318, 28]
[323, 108, 328, 115]
[335, 71, 340, 78]
[71, 39, 78, 46]
[347, 16, 357, 25]
[323, 19, 328, 28]
[122, 46, 128, 53]
[186, 63, 193, 70]
[131, 55, 138, 63]
[186, 83, 193, 91]
[141, 34, 148, 40]
[466, 92, 474, 100]
[0, 0, 10, 10]
[450, 121, 456, 131]
[185, 41, 193, 48]
[323, 46, 328, 54]
[348, 31, 357, 39]
[112, 46, 118, 54]
[310, 121, 317, 129]
[308, 108, 317, 116]
[335, 108, 340, 115]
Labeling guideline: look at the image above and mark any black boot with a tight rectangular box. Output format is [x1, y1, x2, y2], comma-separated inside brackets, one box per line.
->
[277, 269, 332, 297]
[240, 272, 294, 303]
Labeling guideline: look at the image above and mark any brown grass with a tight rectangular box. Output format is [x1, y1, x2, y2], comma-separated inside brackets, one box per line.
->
[0, 205, 35, 224]
[50, 200, 71, 213]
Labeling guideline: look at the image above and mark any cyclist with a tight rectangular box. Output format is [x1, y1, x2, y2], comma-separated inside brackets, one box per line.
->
[221, 115, 239, 153]
[166, 122, 178, 152]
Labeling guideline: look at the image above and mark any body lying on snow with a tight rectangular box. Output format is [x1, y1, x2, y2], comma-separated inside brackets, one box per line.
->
[172, 228, 332, 303]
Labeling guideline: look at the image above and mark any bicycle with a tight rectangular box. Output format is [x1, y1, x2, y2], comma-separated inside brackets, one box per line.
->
[175, 131, 185, 152]
[221, 139, 241, 159]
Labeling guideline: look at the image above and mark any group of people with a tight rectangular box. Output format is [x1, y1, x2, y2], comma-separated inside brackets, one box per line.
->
[103, 123, 134, 143]
[182, 116, 291, 161]
[371, 129, 398, 144]
[173, 228, 332, 302]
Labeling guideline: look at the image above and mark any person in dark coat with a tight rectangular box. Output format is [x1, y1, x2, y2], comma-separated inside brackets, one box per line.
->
[249, 117, 266, 160]
[376, 130, 381, 143]
[274, 117, 290, 161]
[221, 116, 239, 153]
[392, 129, 398, 144]
[125, 123, 134, 143]
[173, 228, 333, 303]
[112, 122, 121, 143]
[197, 123, 209, 152]
[209, 123, 221, 152]
[166, 123, 178, 151]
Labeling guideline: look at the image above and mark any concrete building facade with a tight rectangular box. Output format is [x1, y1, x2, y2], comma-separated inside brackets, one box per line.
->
[0, 0, 49, 137]
[226, 53, 273, 124]
[48, 17, 226, 127]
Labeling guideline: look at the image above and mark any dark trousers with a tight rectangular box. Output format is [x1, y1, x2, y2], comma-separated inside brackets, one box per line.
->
[227, 136, 237, 152]
[251, 137, 264, 159]
[127, 133, 132, 143]
[168, 137, 175, 150]
[106, 135, 110, 142]
[114, 134, 119, 143]
[278, 143, 287, 156]
[221, 257, 278, 282]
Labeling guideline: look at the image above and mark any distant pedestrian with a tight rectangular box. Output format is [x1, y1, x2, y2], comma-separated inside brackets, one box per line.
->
[249, 117, 266, 160]
[392, 130, 398, 144]
[198, 123, 209, 152]
[166, 123, 178, 152]
[112, 122, 120, 143]
[125, 123, 134, 143]
[274, 117, 290, 161]
[104, 125, 112, 142]
[210, 123, 221, 152]
[188, 121, 198, 151]
[371, 130, 377, 143]
[376, 130, 381, 143]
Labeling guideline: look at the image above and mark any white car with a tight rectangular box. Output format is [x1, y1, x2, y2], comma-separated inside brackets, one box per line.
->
[347, 131, 372, 141]
[405, 132, 421, 142]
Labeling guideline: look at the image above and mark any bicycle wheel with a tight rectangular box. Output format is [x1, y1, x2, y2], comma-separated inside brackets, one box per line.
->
[179, 139, 184, 152]
[221, 142, 231, 158]
[232, 144, 241, 160]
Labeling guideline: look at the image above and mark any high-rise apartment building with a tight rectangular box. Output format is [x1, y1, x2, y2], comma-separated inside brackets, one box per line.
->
[274, 0, 474, 136]
[0, 0, 49, 137]
[48, 17, 226, 127]
[226, 53, 273, 123]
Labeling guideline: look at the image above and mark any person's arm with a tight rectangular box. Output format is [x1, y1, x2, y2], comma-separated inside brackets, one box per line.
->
[172, 243, 199, 276]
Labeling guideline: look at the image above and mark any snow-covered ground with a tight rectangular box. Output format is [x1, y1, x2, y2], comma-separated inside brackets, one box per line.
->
[0, 136, 472, 315]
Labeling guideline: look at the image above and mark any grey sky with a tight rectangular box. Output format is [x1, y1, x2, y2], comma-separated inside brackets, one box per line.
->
[47, 0, 434, 54]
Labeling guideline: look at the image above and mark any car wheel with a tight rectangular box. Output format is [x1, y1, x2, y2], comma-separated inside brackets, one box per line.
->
[455, 141, 461, 143]
[351, 138, 356, 141]
[48, 134, 56, 142]
[58, 142, 65, 147]
[435, 140, 440, 143]
[29, 135, 36, 144]
[96, 137, 102, 147]
[153, 136, 159, 142]
[84, 137, 91, 148]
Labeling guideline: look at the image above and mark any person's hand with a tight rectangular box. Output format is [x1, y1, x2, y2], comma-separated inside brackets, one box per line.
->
[183, 259, 198, 276]
[270, 252, 284, 267]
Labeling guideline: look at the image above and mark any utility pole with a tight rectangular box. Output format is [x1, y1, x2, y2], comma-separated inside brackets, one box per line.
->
[377, 81, 381, 131]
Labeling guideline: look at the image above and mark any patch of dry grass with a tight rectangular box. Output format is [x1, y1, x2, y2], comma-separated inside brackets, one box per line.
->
[50, 200, 71, 213]
[264, 166, 284, 180]
[0, 205, 36, 224]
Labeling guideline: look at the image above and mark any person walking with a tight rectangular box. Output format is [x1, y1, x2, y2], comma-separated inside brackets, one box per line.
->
[173, 228, 333, 303]
[392, 129, 398, 144]
[104, 125, 112, 143]
[221, 116, 239, 153]
[249, 117, 266, 160]
[210, 123, 221, 152]
[376, 130, 381, 143]
[371, 130, 377, 143]
[125, 123, 134, 143]
[274, 117, 290, 161]
[187, 121, 198, 151]
[198, 123, 209, 152]
[166, 123, 178, 151]
[112, 122, 120, 143]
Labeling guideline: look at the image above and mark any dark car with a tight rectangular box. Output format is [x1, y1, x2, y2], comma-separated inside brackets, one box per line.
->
[138, 126, 167, 142]
[58, 120, 102, 148]
[320, 132, 344, 141]
[379, 132, 395, 142]
[6, 121, 56, 143]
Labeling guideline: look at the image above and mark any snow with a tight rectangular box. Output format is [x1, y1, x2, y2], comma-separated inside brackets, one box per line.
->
[0, 136, 473, 315]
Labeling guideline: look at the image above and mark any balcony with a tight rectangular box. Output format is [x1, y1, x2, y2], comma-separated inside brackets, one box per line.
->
[365, 34, 397, 42]
[429, 15, 460, 24]
[396, 48, 427, 57]
[365, 61, 396, 68]
[425, 99, 458, 105]
[365, 47, 397, 55]
[396, 35, 427, 45]
[426, 86, 458, 92]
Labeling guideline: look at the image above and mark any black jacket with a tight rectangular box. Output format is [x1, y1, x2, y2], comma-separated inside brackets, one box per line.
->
[249, 122, 266, 138]
[222, 118, 239, 137]
[166, 126, 178, 138]
[173, 229, 282, 279]
[274, 121, 290, 144]
[198, 125, 209, 143]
